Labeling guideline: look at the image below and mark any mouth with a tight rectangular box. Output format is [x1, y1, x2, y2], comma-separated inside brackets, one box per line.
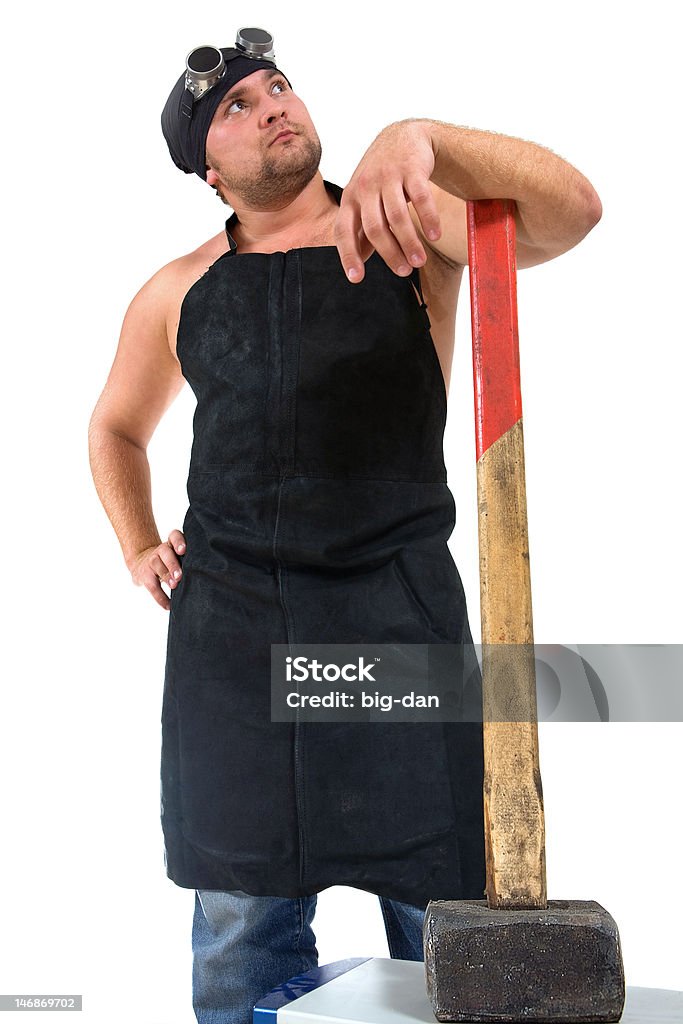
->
[271, 130, 297, 145]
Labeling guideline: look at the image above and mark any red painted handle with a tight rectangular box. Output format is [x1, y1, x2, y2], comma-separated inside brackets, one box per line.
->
[466, 199, 522, 460]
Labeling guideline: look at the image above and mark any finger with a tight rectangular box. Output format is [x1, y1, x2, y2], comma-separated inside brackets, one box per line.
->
[149, 551, 179, 590]
[381, 184, 429, 268]
[334, 202, 366, 283]
[143, 574, 171, 611]
[404, 176, 442, 243]
[360, 196, 414, 278]
[168, 529, 186, 556]
[354, 230, 375, 267]
[157, 541, 184, 587]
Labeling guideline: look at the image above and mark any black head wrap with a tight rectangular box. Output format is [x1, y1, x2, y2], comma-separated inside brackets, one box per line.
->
[160, 51, 292, 181]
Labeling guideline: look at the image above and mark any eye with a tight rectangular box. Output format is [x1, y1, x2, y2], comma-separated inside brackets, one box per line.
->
[225, 98, 246, 115]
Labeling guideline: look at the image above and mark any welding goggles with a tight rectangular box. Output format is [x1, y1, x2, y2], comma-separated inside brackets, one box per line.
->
[180, 27, 276, 118]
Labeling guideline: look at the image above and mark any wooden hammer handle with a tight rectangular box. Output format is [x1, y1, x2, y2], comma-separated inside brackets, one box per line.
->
[466, 199, 547, 910]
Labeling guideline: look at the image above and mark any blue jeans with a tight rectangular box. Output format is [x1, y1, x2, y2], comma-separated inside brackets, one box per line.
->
[191, 888, 427, 1024]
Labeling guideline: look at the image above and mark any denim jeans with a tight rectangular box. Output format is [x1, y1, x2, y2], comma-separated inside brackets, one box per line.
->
[191, 888, 427, 1024]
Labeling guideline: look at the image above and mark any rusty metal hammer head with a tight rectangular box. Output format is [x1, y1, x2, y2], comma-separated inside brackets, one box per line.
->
[424, 898, 626, 1022]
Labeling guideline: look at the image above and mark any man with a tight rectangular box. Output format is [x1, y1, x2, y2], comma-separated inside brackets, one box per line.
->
[88, 30, 601, 1024]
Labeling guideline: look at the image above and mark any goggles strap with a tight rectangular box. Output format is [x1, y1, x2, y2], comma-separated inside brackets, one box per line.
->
[181, 88, 195, 120]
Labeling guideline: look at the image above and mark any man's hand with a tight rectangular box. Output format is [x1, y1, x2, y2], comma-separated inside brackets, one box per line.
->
[128, 530, 186, 611]
[334, 120, 442, 284]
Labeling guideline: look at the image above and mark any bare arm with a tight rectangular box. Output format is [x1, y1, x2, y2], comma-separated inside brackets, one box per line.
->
[335, 118, 602, 280]
[88, 264, 187, 610]
[424, 118, 602, 266]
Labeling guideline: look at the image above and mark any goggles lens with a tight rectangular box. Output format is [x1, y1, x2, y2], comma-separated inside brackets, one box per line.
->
[187, 45, 224, 77]
[236, 27, 275, 60]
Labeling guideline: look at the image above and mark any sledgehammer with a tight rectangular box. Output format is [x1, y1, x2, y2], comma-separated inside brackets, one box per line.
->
[423, 200, 626, 1022]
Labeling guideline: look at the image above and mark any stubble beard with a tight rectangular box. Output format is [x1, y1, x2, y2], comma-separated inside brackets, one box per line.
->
[210, 127, 323, 209]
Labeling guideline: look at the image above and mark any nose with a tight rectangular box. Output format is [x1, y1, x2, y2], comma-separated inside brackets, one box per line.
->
[260, 97, 288, 130]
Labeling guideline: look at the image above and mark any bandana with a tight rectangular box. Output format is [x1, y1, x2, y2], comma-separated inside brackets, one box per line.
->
[160, 52, 292, 181]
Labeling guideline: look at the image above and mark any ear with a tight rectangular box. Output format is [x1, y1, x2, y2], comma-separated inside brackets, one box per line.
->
[206, 167, 219, 186]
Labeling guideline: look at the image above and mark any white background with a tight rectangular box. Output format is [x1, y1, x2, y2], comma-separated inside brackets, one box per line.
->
[1, 1, 681, 1021]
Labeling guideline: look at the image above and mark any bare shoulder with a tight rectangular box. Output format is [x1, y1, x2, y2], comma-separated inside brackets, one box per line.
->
[91, 228, 231, 449]
[140, 228, 230, 360]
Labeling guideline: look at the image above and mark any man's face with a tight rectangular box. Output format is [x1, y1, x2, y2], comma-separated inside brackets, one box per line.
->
[205, 68, 322, 209]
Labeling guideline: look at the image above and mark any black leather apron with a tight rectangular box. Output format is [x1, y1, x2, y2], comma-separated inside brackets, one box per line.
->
[160, 180, 485, 909]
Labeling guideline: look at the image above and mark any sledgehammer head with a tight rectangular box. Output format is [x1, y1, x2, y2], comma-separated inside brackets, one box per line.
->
[424, 899, 625, 1022]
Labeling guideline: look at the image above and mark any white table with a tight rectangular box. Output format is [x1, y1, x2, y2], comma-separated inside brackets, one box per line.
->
[253, 957, 682, 1024]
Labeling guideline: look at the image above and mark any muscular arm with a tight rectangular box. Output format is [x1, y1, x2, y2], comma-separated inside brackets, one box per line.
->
[424, 119, 602, 266]
[336, 118, 602, 279]
[88, 264, 186, 605]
